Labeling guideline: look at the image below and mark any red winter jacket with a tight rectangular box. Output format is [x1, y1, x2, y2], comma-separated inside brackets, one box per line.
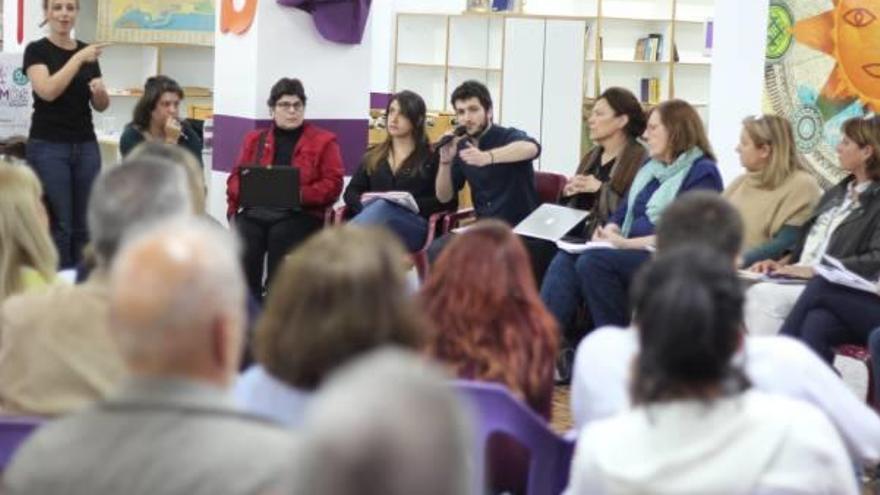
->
[226, 122, 344, 219]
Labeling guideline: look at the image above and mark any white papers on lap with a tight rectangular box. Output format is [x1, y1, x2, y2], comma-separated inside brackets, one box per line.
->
[555, 240, 615, 254]
[815, 255, 879, 295]
[737, 269, 764, 282]
[361, 191, 419, 214]
[737, 269, 809, 285]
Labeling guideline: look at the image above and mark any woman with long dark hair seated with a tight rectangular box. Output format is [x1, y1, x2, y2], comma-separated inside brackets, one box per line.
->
[119, 75, 203, 164]
[343, 90, 455, 252]
[562, 87, 647, 238]
[564, 246, 856, 495]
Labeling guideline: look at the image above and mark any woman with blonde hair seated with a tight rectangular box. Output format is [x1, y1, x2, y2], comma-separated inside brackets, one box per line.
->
[745, 115, 880, 335]
[235, 225, 425, 426]
[724, 114, 821, 267]
[0, 161, 58, 301]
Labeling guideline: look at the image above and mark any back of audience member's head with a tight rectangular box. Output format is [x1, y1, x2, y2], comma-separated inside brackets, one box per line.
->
[126, 142, 207, 214]
[254, 225, 424, 391]
[109, 218, 245, 385]
[740, 114, 803, 189]
[630, 245, 748, 405]
[655, 191, 743, 263]
[0, 161, 57, 300]
[88, 158, 191, 268]
[420, 220, 558, 404]
[292, 348, 472, 495]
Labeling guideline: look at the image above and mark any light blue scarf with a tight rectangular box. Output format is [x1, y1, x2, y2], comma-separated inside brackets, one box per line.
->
[621, 147, 704, 237]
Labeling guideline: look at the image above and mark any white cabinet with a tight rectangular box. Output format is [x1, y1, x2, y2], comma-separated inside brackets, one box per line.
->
[501, 18, 586, 175]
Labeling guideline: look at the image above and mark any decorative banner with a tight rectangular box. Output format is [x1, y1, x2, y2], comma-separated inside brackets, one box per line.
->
[763, 0, 877, 188]
[97, 0, 215, 46]
[0, 53, 34, 139]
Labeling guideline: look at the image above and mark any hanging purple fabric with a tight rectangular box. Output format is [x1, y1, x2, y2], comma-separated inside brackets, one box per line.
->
[277, 0, 372, 45]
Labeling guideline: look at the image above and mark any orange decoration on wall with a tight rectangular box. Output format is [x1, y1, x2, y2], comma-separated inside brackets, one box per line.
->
[220, 0, 258, 35]
[793, 0, 880, 112]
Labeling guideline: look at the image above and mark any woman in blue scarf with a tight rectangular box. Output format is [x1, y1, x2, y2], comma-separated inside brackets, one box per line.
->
[541, 99, 723, 341]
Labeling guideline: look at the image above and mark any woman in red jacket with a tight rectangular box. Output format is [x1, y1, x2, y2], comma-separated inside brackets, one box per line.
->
[227, 78, 343, 299]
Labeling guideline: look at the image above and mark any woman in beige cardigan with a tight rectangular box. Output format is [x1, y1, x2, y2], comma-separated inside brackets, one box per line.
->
[724, 114, 821, 267]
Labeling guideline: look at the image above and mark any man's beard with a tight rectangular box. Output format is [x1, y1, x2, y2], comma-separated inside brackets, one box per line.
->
[466, 120, 489, 138]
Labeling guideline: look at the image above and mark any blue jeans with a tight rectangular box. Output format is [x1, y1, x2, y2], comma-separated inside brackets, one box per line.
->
[541, 251, 591, 332]
[779, 278, 880, 363]
[541, 248, 651, 332]
[580, 248, 651, 328]
[26, 139, 101, 268]
[350, 199, 428, 252]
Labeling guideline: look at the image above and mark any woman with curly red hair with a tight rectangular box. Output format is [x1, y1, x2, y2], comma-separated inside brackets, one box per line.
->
[420, 219, 558, 494]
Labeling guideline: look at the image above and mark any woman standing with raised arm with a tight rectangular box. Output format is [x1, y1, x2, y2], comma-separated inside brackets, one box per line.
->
[24, 0, 109, 268]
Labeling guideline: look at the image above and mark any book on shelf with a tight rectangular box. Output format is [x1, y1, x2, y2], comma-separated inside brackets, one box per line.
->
[703, 18, 714, 57]
[633, 34, 663, 62]
[648, 33, 662, 61]
[640, 77, 660, 104]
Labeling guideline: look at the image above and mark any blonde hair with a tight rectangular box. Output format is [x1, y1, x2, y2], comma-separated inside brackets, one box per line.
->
[0, 161, 58, 300]
[127, 142, 207, 214]
[742, 114, 804, 189]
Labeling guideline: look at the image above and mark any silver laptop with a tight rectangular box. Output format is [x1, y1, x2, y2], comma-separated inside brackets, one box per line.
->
[513, 203, 590, 241]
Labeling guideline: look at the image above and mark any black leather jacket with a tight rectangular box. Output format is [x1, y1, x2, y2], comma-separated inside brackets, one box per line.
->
[791, 176, 880, 278]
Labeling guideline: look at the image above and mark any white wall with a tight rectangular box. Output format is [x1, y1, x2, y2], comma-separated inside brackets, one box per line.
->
[369, 0, 394, 94]
[3, 0, 46, 52]
[707, 0, 768, 185]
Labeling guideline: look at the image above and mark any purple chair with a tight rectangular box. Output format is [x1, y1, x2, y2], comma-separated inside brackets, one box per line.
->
[0, 416, 41, 470]
[453, 380, 575, 495]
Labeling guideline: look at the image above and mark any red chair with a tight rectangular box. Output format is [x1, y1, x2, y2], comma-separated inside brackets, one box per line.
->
[535, 171, 568, 204]
[443, 171, 569, 232]
[834, 344, 877, 411]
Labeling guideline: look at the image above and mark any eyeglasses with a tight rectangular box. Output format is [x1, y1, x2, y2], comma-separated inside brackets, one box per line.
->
[276, 101, 304, 112]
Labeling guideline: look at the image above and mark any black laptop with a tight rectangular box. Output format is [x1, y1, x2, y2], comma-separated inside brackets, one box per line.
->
[238, 166, 301, 210]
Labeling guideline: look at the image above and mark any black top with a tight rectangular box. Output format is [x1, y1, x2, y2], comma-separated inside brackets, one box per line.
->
[273, 126, 303, 166]
[343, 150, 454, 218]
[565, 155, 616, 211]
[118, 122, 204, 165]
[23, 38, 102, 142]
[791, 177, 880, 278]
[450, 124, 541, 225]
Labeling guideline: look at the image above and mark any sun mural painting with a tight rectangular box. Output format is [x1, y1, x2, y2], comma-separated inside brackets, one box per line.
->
[764, 0, 877, 187]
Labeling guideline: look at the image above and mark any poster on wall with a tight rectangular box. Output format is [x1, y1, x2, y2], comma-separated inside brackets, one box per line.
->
[763, 0, 877, 188]
[0, 53, 33, 139]
[97, 0, 215, 46]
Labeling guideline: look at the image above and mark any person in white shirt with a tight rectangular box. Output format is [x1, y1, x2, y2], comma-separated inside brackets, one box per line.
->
[570, 191, 880, 465]
[565, 246, 857, 495]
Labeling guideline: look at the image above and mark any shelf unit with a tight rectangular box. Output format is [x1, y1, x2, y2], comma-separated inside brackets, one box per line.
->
[71, 0, 214, 166]
[395, 0, 714, 167]
[393, 13, 504, 116]
[587, 0, 715, 122]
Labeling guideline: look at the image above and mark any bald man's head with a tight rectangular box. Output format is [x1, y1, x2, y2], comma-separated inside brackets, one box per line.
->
[109, 218, 245, 386]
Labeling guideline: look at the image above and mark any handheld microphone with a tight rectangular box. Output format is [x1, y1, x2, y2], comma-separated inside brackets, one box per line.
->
[434, 125, 467, 151]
